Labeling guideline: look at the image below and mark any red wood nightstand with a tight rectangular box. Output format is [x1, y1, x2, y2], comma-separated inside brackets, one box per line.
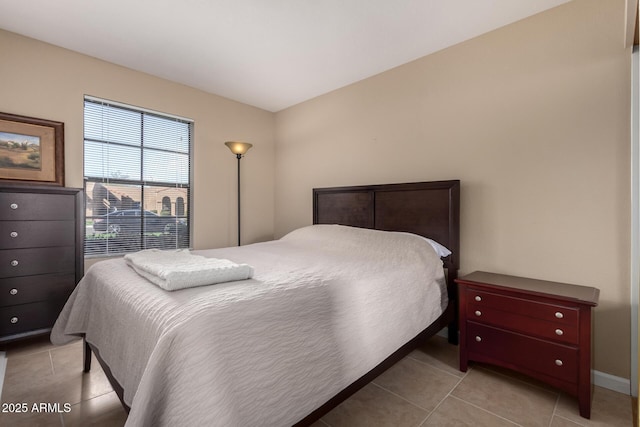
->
[455, 271, 599, 419]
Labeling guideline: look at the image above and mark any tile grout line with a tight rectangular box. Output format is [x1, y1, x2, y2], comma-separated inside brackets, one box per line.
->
[6, 341, 57, 359]
[552, 413, 587, 427]
[446, 394, 523, 426]
[407, 344, 583, 426]
[404, 341, 532, 425]
[402, 347, 474, 425]
[408, 359, 530, 427]
[548, 394, 559, 427]
[405, 353, 466, 380]
[473, 364, 563, 396]
[324, 340, 587, 427]
[316, 418, 330, 426]
[457, 365, 559, 426]
[48, 349, 56, 375]
[415, 364, 526, 427]
[415, 372, 468, 426]
[461, 363, 589, 425]
[548, 393, 587, 426]
[383, 356, 481, 425]
[369, 381, 431, 413]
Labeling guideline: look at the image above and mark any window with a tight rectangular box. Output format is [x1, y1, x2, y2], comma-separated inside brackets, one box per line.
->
[84, 97, 192, 256]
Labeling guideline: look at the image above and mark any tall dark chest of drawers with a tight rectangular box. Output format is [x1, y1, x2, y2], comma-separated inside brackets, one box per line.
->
[0, 185, 83, 343]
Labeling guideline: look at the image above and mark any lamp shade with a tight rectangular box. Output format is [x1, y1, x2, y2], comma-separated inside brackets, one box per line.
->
[225, 141, 253, 155]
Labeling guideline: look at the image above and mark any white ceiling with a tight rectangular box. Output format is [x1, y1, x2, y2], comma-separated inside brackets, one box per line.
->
[0, 0, 570, 112]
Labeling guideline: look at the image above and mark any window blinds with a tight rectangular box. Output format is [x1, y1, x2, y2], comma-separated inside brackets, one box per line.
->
[83, 97, 192, 256]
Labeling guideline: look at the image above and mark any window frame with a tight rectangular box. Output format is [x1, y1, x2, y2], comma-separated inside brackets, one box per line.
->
[83, 96, 193, 257]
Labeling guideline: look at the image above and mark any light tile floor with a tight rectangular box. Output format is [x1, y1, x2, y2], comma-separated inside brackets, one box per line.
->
[0, 334, 635, 426]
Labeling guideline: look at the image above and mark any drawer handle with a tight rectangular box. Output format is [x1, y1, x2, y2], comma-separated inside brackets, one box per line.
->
[9, 288, 18, 296]
[474, 296, 482, 302]
[555, 329, 564, 336]
[474, 310, 482, 317]
[475, 336, 482, 342]
[10, 317, 18, 324]
[10, 259, 18, 267]
[10, 231, 18, 238]
[555, 312, 564, 319]
[555, 359, 563, 366]
[10, 203, 18, 210]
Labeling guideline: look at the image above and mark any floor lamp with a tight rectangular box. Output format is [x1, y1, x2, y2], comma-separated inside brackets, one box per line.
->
[225, 141, 253, 246]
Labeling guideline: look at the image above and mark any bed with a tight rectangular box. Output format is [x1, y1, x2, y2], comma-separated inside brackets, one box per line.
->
[51, 180, 460, 426]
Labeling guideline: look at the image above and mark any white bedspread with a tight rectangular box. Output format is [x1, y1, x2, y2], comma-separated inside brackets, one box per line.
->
[51, 225, 447, 427]
[124, 249, 253, 290]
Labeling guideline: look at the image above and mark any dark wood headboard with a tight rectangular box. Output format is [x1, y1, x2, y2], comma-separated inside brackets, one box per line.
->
[313, 180, 460, 272]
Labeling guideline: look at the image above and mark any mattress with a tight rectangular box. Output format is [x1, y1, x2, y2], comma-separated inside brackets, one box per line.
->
[51, 224, 447, 426]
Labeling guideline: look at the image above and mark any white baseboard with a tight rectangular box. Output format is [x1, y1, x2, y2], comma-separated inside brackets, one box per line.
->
[434, 328, 632, 396]
[0, 351, 6, 400]
[593, 370, 631, 395]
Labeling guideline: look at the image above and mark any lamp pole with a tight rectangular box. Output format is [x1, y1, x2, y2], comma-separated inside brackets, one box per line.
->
[225, 141, 253, 246]
[235, 153, 242, 246]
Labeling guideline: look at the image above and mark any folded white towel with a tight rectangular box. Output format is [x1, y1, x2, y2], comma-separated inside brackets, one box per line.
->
[124, 249, 254, 291]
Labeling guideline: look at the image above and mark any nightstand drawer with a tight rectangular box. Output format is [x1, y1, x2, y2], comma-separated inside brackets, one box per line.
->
[467, 321, 578, 383]
[467, 302, 579, 345]
[0, 273, 76, 307]
[0, 192, 76, 221]
[0, 247, 75, 278]
[0, 300, 66, 336]
[0, 221, 75, 249]
[466, 287, 578, 325]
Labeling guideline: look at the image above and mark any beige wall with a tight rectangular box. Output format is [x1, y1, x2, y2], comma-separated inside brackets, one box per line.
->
[0, 0, 632, 380]
[275, 0, 632, 378]
[0, 29, 276, 253]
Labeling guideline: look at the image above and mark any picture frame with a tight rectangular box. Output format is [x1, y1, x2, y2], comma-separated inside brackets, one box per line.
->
[0, 112, 64, 186]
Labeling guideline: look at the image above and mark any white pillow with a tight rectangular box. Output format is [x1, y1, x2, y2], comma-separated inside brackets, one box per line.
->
[422, 237, 452, 258]
[396, 232, 452, 258]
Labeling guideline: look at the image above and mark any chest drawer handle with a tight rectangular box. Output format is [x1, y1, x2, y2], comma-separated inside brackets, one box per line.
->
[10, 317, 18, 324]
[10, 231, 18, 238]
[474, 310, 482, 317]
[555, 359, 563, 366]
[555, 312, 564, 319]
[475, 336, 482, 342]
[9, 288, 18, 295]
[10, 259, 19, 267]
[555, 329, 564, 336]
[474, 296, 482, 302]
[10, 203, 18, 210]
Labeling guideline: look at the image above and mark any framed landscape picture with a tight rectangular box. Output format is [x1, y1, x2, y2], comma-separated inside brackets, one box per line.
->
[0, 112, 64, 186]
